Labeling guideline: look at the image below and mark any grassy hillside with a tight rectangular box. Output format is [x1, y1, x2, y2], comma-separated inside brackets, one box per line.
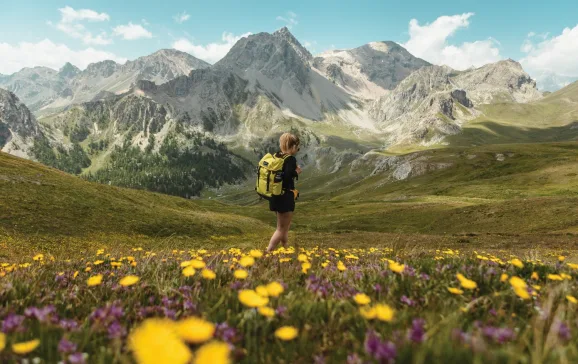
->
[0, 151, 271, 256]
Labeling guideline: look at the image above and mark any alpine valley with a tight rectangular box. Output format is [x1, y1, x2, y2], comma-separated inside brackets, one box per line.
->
[1, 27, 577, 200]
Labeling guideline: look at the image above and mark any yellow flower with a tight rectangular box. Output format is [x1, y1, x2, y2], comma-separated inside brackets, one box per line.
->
[509, 276, 527, 289]
[561, 273, 572, 280]
[73, 271, 79, 279]
[84, 267, 92, 272]
[531, 271, 539, 280]
[514, 286, 530, 300]
[239, 256, 255, 267]
[500, 273, 508, 282]
[567, 295, 578, 304]
[388, 261, 404, 273]
[93, 260, 104, 265]
[0, 332, 5, 352]
[182, 266, 196, 277]
[233, 269, 248, 279]
[180, 261, 192, 268]
[559, 256, 566, 262]
[375, 304, 395, 322]
[359, 306, 376, 320]
[258, 306, 275, 318]
[275, 326, 298, 341]
[193, 341, 230, 364]
[337, 261, 347, 271]
[238, 290, 269, 307]
[12, 339, 40, 355]
[191, 260, 206, 269]
[301, 262, 311, 274]
[297, 254, 308, 262]
[129, 319, 191, 364]
[510, 258, 524, 268]
[321, 261, 329, 268]
[202, 269, 216, 280]
[265, 282, 284, 297]
[533, 285, 541, 291]
[249, 250, 263, 258]
[87, 274, 103, 286]
[448, 287, 464, 295]
[548, 274, 563, 281]
[32, 254, 44, 261]
[255, 285, 269, 297]
[567, 263, 578, 270]
[353, 293, 371, 305]
[456, 274, 477, 290]
[119, 275, 140, 287]
[176, 317, 215, 344]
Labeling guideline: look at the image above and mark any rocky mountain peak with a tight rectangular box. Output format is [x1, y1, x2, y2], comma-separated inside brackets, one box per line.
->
[58, 62, 81, 79]
[0, 88, 42, 157]
[273, 26, 313, 62]
[84, 60, 121, 78]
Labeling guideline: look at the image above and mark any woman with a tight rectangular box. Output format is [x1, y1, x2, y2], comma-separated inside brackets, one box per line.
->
[266, 132, 302, 252]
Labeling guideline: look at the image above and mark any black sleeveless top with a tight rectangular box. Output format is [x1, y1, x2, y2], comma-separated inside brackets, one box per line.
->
[275, 152, 298, 191]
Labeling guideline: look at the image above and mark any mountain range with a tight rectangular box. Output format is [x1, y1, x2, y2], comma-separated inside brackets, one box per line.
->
[1, 27, 576, 198]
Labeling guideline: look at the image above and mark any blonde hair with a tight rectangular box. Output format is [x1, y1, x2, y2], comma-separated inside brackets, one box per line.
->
[279, 132, 300, 154]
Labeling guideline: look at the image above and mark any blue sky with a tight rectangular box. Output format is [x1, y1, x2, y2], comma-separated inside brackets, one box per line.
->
[1, 0, 578, 88]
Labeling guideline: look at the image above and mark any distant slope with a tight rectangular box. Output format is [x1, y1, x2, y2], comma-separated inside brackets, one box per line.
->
[448, 80, 578, 146]
[0, 151, 267, 238]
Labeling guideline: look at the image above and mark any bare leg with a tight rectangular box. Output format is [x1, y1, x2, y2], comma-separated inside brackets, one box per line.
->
[267, 212, 293, 252]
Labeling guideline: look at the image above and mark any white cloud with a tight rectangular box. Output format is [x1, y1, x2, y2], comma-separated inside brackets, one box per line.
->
[303, 40, 317, 53]
[174, 11, 190, 24]
[54, 6, 112, 45]
[0, 39, 126, 74]
[520, 24, 578, 90]
[172, 32, 251, 64]
[402, 13, 502, 70]
[113, 23, 153, 40]
[276, 11, 298, 29]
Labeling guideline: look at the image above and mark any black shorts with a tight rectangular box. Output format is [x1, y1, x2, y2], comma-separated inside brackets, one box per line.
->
[269, 192, 295, 213]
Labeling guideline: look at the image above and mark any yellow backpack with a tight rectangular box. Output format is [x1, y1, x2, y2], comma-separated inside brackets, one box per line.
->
[255, 153, 290, 199]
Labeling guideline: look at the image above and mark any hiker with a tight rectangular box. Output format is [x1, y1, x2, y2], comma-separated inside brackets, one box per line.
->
[256, 133, 302, 252]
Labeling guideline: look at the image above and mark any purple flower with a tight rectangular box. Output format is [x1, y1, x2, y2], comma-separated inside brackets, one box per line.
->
[275, 306, 288, 317]
[364, 331, 396, 363]
[346, 353, 363, 364]
[408, 318, 426, 343]
[400, 295, 415, 307]
[24, 305, 58, 324]
[481, 326, 515, 344]
[68, 352, 87, 364]
[1, 313, 25, 333]
[555, 321, 571, 342]
[215, 322, 240, 343]
[107, 321, 126, 339]
[59, 319, 80, 332]
[58, 338, 77, 354]
[313, 354, 326, 364]
[420, 273, 430, 280]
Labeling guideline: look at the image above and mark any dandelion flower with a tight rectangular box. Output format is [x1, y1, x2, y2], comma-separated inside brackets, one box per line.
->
[176, 317, 215, 344]
[249, 250, 263, 258]
[559, 256, 566, 262]
[337, 261, 347, 271]
[531, 271, 539, 280]
[567, 295, 578, 304]
[233, 269, 248, 279]
[0, 332, 5, 352]
[359, 306, 376, 320]
[12, 339, 40, 354]
[182, 266, 196, 277]
[193, 341, 231, 364]
[258, 306, 275, 318]
[239, 256, 255, 268]
[514, 286, 530, 300]
[73, 271, 79, 279]
[129, 319, 191, 364]
[119, 275, 140, 287]
[567, 263, 578, 270]
[548, 274, 563, 281]
[202, 269, 216, 280]
[456, 274, 477, 290]
[253, 285, 268, 297]
[87, 274, 103, 286]
[388, 261, 404, 273]
[180, 261, 192, 268]
[353, 293, 371, 305]
[275, 326, 298, 341]
[510, 258, 524, 268]
[500, 273, 508, 282]
[191, 260, 206, 269]
[509, 276, 527, 289]
[448, 287, 464, 295]
[375, 304, 395, 322]
[301, 262, 311, 274]
[266, 282, 284, 297]
[297, 254, 308, 262]
[238, 290, 269, 308]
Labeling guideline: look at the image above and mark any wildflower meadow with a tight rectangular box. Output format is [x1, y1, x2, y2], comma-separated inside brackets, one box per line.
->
[1, 246, 578, 363]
